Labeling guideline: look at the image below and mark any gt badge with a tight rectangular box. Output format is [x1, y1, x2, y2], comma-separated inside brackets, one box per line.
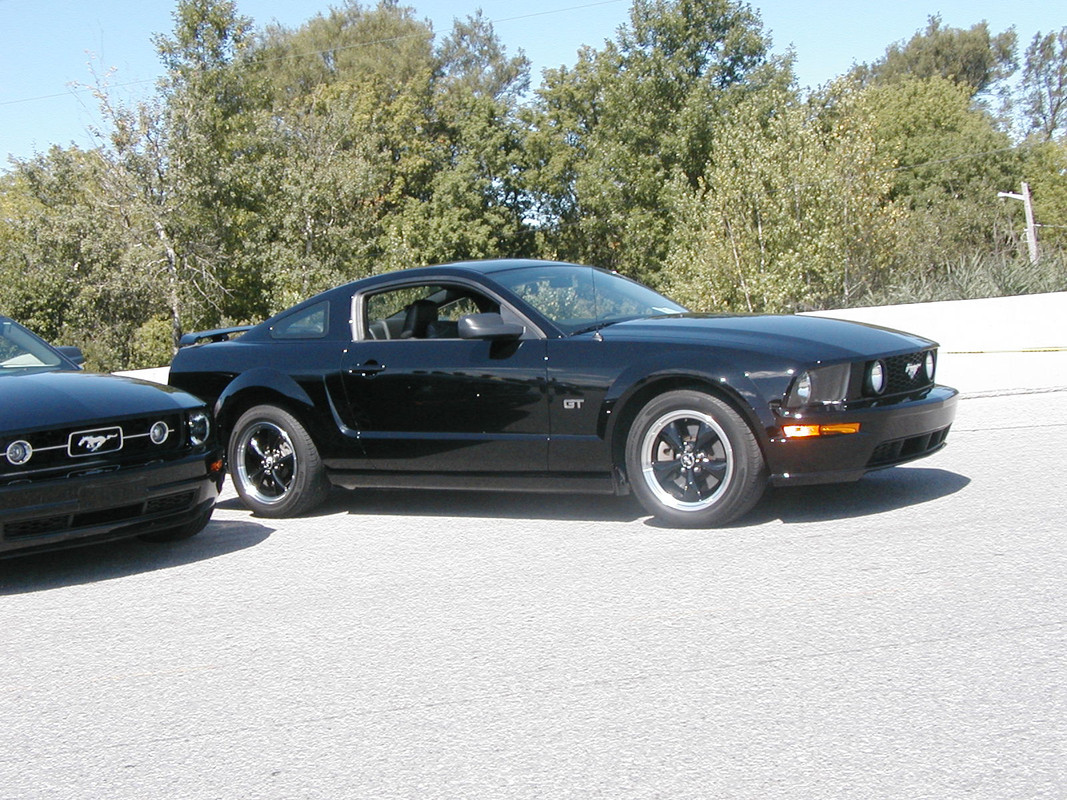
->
[563, 399, 584, 410]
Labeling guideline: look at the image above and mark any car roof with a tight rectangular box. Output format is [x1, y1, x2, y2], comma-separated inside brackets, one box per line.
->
[248, 260, 589, 334]
[364, 259, 584, 282]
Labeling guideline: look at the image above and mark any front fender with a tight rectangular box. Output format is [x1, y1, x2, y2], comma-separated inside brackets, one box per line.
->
[601, 347, 795, 444]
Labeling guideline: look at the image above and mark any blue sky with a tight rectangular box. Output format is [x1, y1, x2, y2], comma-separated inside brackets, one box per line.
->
[1, 0, 1062, 164]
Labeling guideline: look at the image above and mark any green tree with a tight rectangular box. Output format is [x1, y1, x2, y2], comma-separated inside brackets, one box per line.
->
[527, 0, 788, 282]
[662, 80, 904, 312]
[855, 16, 1017, 99]
[1018, 28, 1067, 141]
[0, 147, 165, 369]
[152, 0, 273, 327]
[252, 2, 532, 287]
[855, 75, 1022, 268]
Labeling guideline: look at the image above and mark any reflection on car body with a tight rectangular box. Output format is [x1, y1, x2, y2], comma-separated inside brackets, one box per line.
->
[169, 259, 958, 527]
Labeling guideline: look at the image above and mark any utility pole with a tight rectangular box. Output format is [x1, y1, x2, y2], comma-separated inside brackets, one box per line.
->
[997, 182, 1040, 263]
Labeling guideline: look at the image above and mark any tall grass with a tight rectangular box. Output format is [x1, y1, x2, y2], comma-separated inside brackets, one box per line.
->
[860, 248, 1067, 307]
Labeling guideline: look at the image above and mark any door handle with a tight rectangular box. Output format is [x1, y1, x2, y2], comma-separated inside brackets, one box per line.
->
[347, 361, 386, 377]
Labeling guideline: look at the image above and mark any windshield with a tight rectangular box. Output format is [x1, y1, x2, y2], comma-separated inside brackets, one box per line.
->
[0, 319, 69, 375]
[493, 265, 687, 334]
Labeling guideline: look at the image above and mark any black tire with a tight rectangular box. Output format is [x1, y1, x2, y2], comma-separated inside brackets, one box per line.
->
[139, 505, 213, 543]
[228, 404, 330, 518]
[625, 390, 766, 527]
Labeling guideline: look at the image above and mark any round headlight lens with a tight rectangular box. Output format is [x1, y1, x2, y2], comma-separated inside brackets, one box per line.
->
[150, 421, 170, 445]
[187, 411, 211, 446]
[793, 371, 813, 405]
[6, 440, 33, 466]
[924, 351, 936, 381]
[867, 361, 887, 395]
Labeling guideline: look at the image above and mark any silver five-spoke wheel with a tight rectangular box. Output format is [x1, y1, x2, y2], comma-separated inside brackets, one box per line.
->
[626, 390, 765, 527]
[234, 420, 297, 506]
[229, 405, 329, 517]
[639, 409, 733, 511]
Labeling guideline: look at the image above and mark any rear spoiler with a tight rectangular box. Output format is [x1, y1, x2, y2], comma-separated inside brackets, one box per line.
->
[178, 325, 253, 348]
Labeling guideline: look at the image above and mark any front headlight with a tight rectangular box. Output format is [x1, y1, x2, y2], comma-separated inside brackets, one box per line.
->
[785, 363, 851, 408]
[865, 360, 887, 395]
[187, 410, 211, 446]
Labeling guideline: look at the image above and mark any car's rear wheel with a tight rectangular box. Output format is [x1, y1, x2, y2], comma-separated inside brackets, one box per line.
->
[625, 390, 765, 527]
[229, 405, 329, 518]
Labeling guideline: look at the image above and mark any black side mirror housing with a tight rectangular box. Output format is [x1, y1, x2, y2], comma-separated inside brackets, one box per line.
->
[55, 345, 86, 366]
[458, 313, 524, 342]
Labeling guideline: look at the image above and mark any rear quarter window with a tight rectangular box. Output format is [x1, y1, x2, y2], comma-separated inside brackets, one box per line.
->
[270, 301, 330, 340]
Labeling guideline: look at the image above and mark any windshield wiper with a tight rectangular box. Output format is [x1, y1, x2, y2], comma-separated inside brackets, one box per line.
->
[569, 318, 632, 336]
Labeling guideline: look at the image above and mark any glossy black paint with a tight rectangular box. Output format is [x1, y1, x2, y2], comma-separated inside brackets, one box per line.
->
[0, 317, 222, 556]
[169, 259, 958, 503]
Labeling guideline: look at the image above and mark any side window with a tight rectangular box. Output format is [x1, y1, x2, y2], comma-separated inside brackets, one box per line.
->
[437, 296, 482, 322]
[362, 284, 499, 340]
[270, 301, 330, 340]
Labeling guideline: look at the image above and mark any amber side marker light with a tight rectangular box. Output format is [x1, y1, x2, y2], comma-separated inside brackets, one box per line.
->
[782, 423, 861, 438]
[209, 459, 225, 475]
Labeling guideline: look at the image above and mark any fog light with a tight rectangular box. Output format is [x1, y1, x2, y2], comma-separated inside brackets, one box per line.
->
[924, 351, 936, 381]
[150, 421, 170, 445]
[6, 440, 33, 465]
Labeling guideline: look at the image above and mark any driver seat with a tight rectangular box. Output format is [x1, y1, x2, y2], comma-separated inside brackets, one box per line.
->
[400, 300, 438, 339]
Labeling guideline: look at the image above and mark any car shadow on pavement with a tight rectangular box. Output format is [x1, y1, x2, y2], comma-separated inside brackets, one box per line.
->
[742, 466, 971, 526]
[323, 487, 648, 523]
[211, 466, 968, 528]
[0, 520, 273, 595]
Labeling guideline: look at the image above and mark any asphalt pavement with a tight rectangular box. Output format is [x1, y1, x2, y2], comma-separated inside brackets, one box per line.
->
[6, 293, 1066, 799]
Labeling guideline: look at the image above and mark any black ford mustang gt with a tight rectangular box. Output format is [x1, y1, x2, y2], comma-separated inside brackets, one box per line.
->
[169, 259, 958, 527]
[0, 316, 223, 556]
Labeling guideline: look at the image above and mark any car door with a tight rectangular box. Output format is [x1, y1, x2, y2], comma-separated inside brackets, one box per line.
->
[339, 281, 551, 473]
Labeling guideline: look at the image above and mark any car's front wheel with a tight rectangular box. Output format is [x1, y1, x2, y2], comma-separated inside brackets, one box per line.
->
[229, 405, 330, 518]
[625, 390, 766, 527]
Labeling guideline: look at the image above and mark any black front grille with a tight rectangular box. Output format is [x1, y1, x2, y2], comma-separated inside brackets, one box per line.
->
[0, 413, 186, 483]
[145, 492, 196, 516]
[883, 352, 933, 396]
[3, 491, 196, 541]
[868, 425, 951, 468]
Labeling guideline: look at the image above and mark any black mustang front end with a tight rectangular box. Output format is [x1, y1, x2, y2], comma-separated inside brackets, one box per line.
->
[767, 345, 957, 485]
[0, 317, 223, 557]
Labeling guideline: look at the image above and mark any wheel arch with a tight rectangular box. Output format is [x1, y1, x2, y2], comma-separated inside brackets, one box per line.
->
[605, 371, 771, 484]
[214, 368, 320, 441]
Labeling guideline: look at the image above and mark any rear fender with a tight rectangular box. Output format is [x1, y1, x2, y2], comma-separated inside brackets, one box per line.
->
[215, 368, 317, 435]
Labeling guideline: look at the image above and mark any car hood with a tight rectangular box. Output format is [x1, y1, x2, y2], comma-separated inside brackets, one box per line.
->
[598, 314, 936, 360]
[2, 371, 203, 434]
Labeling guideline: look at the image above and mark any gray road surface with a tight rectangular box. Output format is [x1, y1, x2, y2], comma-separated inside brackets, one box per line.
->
[2, 390, 1065, 799]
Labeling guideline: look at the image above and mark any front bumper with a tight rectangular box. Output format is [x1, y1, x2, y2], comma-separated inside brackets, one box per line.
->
[766, 385, 959, 487]
[0, 450, 223, 556]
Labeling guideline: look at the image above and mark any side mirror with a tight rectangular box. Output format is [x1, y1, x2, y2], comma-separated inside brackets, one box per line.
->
[458, 313, 524, 342]
[55, 345, 85, 366]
